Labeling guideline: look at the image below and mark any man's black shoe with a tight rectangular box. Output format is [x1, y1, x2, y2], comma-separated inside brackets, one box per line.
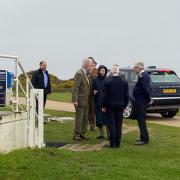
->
[96, 136, 105, 139]
[134, 141, 148, 145]
[73, 136, 83, 141]
[80, 135, 90, 140]
[116, 144, 120, 148]
[104, 144, 117, 148]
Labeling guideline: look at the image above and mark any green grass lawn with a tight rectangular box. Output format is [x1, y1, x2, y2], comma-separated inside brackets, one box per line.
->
[1, 108, 180, 180]
[45, 108, 75, 117]
[177, 110, 180, 116]
[18, 91, 72, 102]
[47, 92, 72, 102]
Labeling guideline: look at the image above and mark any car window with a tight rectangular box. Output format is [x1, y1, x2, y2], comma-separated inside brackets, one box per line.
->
[130, 71, 138, 82]
[120, 71, 128, 80]
[149, 71, 180, 83]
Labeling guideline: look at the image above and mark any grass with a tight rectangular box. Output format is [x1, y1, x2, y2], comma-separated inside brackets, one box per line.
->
[1, 108, 180, 179]
[0, 106, 12, 112]
[45, 108, 75, 117]
[18, 91, 72, 102]
[177, 111, 180, 116]
[47, 92, 72, 102]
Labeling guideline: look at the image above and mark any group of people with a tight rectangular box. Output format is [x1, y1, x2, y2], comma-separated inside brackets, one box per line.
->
[31, 58, 151, 148]
[72, 57, 151, 148]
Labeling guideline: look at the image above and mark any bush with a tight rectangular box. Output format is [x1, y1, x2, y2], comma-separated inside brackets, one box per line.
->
[18, 71, 74, 93]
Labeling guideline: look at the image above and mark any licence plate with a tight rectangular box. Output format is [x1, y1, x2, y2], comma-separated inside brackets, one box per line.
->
[163, 89, 177, 94]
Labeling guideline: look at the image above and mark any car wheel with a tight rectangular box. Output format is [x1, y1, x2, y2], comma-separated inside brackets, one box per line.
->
[160, 110, 178, 118]
[123, 100, 135, 119]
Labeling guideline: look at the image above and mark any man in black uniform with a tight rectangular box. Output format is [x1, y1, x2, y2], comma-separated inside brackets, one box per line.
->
[133, 62, 152, 145]
[101, 65, 129, 148]
[32, 61, 52, 107]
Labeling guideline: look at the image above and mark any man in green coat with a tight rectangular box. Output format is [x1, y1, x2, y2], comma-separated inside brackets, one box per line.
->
[72, 58, 93, 141]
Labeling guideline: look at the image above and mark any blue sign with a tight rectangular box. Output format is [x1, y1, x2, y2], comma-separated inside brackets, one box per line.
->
[0, 70, 6, 106]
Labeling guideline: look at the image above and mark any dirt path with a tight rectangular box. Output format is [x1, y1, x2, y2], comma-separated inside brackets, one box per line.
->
[19, 97, 180, 127]
[147, 114, 180, 128]
[60, 125, 137, 152]
[19, 97, 75, 112]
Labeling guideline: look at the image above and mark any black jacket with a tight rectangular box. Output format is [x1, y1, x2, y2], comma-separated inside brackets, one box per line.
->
[92, 65, 108, 109]
[133, 71, 151, 103]
[31, 68, 52, 94]
[101, 76, 129, 109]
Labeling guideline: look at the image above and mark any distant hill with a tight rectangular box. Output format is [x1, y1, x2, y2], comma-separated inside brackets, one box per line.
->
[18, 71, 73, 92]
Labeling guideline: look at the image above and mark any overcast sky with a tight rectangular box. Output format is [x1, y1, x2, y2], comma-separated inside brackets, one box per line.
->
[0, 0, 180, 79]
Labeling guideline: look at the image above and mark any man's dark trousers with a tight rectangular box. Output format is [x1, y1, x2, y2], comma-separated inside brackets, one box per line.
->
[107, 107, 123, 147]
[135, 101, 149, 142]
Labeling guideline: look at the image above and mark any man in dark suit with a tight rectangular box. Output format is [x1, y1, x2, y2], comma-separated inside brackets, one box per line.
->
[133, 62, 152, 145]
[31, 61, 52, 107]
[102, 65, 129, 148]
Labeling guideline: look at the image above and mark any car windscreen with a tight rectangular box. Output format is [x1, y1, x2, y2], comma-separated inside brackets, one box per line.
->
[149, 71, 180, 83]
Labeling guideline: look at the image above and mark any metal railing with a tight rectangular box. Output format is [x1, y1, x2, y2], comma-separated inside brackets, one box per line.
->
[0, 54, 45, 148]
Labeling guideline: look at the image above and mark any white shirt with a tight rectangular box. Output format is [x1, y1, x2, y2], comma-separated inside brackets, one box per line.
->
[139, 70, 145, 77]
[82, 67, 87, 75]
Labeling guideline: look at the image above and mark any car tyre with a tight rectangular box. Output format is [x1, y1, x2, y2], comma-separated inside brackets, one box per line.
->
[160, 110, 179, 118]
[123, 99, 135, 119]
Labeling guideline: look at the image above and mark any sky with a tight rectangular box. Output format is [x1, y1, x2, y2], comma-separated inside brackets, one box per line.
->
[0, 0, 180, 79]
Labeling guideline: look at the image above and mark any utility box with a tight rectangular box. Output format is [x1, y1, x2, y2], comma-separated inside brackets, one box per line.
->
[0, 70, 14, 107]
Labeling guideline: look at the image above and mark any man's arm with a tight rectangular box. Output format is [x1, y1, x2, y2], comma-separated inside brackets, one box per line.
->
[141, 75, 151, 101]
[31, 71, 37, 88]
[92, 78, 98, 96]
[124, 81, 129, 108]
[72, 73, 82, 105]
[101, 79, 108, 109]
[48, 74, 52, 94]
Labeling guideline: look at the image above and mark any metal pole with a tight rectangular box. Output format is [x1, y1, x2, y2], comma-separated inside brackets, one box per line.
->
[15, 58, 19, 112]
[37, 89, 45, 148]
[26, 78, 29, 112]
[28, 89, 36, 148]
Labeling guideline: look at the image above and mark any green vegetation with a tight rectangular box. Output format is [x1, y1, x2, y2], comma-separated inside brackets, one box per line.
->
[45, 109, 75, 117]
[47, 92, 72, 102]
[177, 110, 180, 116]
[18, 71, 74, 93]
[1, 108, 180, 179]
[0, 106, 12, 112]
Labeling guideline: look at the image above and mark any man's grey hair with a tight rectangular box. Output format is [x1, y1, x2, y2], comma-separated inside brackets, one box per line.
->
[82, 58, 92, 67]
[135, 62, 144, 69]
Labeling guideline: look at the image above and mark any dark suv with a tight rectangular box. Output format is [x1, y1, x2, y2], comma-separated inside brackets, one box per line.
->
[121, 67, 180, 119]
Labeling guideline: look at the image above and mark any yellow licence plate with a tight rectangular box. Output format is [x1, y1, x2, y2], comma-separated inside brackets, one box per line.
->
[163, 89, 177, 94]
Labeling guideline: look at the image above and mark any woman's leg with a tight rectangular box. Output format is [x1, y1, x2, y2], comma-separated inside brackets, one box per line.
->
[106, 126, 110, 139]
[96, 125, 104, 139]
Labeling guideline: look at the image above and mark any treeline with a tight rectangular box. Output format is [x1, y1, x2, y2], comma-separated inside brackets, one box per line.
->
[18, 71, 74, 92]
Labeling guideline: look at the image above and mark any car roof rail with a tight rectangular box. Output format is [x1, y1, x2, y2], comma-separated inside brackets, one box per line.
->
[147, 66, 157, 69]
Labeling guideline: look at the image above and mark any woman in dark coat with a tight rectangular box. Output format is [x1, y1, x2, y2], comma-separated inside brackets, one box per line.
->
[92, 65, 109, 139]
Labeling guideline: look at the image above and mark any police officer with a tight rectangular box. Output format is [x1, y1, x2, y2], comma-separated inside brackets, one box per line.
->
[133, 62, 152, 145]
